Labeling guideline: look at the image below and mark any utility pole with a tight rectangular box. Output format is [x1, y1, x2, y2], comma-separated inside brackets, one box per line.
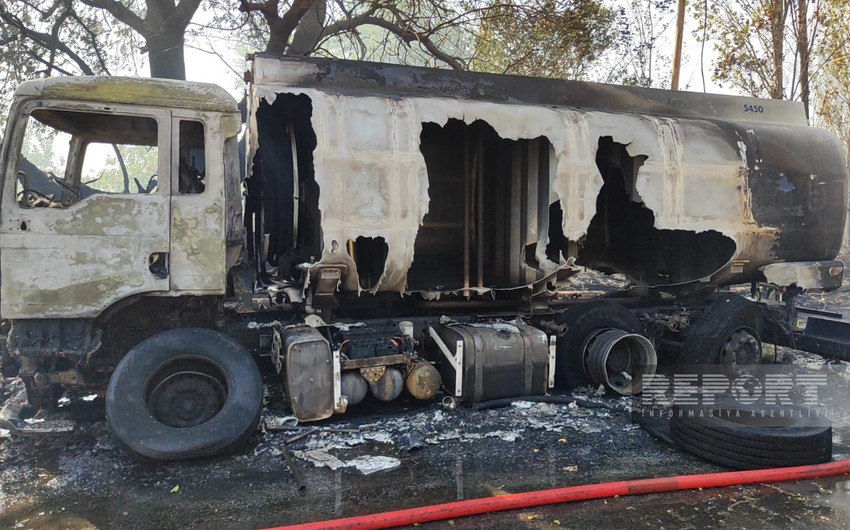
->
[671, 0, 686, 90]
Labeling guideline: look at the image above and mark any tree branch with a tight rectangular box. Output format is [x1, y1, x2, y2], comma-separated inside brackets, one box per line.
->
[174, 0, 204, 26]
[25, 47, 76, 76]
[319, 12, 465, 70]
[78, 0, 145, 34]
[66, 8, 112, 75]
[240, 0, 313, 53]
[0, 10, 95, 74]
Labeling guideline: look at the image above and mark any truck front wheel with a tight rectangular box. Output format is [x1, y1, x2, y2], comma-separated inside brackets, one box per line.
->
[106, 328, 263, 460]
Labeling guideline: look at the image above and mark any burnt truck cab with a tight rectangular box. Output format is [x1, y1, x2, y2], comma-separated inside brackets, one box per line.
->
[0, 77, 242, 317]
[0, 77, 242, 412]
[0, 55, 847, 459]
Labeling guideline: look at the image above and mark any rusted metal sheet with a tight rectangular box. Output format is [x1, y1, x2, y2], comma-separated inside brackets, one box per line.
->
[15, 76, 237, 113]
[169, 110, 228, 293]
[0, 82, 241, 318]
[1, 194, 170, 319]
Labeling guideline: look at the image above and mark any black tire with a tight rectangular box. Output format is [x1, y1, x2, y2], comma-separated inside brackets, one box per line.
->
[554, 301, 645, 390]
[680, 294, 764, 375]
[670, 403, 832, 470]
[106, 328, 263, 460]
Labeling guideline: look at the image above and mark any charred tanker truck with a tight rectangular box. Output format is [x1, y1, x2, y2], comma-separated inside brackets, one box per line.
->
[0, 54, 847, 459]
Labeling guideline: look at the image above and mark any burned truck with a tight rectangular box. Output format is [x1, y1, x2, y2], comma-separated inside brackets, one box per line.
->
[0, 54, 846, 459]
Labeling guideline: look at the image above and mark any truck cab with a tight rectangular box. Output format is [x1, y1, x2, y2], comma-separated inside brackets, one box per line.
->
[0, 78, 244, 417]
[1, 77, 242, 318]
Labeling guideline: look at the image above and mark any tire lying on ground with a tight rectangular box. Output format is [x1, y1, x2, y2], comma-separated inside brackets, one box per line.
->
[106, 327, 263, 460]
[670, 403, 832, 470]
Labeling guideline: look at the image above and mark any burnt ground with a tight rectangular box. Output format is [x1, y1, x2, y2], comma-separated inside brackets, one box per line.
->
[2, 284, 850, 529]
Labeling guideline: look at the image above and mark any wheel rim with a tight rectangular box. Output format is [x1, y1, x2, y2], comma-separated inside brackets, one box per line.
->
[720, 327, 761, 376]
[146, 358, 228, 428]
[581, 328, 657, 395]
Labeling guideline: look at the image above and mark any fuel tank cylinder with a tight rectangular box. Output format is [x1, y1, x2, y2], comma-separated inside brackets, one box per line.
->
[405, 362, 441, 400]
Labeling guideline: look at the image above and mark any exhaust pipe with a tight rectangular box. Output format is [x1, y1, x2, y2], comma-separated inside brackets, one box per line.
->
[582, 329, 656, 395]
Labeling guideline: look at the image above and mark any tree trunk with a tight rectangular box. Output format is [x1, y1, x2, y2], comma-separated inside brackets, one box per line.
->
[796, 0, 810, 119]
[146, 28, 186, 80]
[289, 0, 327, 55]
[769, 0, 785, 99]
[266, 21, 290, 54]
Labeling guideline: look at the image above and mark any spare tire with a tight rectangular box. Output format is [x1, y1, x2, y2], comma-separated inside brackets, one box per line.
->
[106, 328, 263, 460]
[670, 403, 832, 470]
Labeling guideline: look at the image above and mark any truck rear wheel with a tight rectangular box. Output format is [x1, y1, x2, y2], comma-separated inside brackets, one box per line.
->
[106, 328, 262, 460]
[680, 294, 764, 376]
[554, 301, 648, 391]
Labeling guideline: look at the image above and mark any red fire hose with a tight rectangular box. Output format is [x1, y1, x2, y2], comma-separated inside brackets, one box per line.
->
[266, 457, 850, 530]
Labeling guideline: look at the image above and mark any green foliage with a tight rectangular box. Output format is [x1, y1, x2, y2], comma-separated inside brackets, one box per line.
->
[82, 143, 158, 194]
[813, 0, 850, 163]
[469, 0, 617, 79]
[692, 0, 848, 162]
[21, 121, 67, 176]
[695, 0, 777, 97]
[691, 0, 818, 100]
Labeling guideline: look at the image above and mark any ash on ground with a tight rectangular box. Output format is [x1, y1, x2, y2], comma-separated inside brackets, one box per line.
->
[2, 276, 850, 528]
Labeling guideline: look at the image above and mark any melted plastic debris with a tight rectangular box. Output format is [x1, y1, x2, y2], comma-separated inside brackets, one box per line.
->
[396, 431, 425, 452]
[263, 415, 299, 430]
[246, 321, 281, 329]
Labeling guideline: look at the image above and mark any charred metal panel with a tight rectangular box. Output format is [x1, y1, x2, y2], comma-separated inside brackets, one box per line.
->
[733, 124, 847, 264]
[436, 322, 549, 404]
[1, 84, 240, 319]
[169, 111, 227, 293]
[762, 260, 844, 291]
[8, 319, 99, 361]
[0, 194, 170, 318]
[224, 135, 244, 273]
[282, 326, 334, 421]
[247, 94, 321, 283]
[249, 55, 847, 296]
[410, 120, 557, 291]
[579, 136, 738, 285]
[252, 54, 807, 126]
[249, 89, 426, 294]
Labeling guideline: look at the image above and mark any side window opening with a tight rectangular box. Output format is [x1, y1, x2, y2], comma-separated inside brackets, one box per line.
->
[81, 141, 158, 195]
[16, 108, 159, 208]
[178, 120, 205, 194]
